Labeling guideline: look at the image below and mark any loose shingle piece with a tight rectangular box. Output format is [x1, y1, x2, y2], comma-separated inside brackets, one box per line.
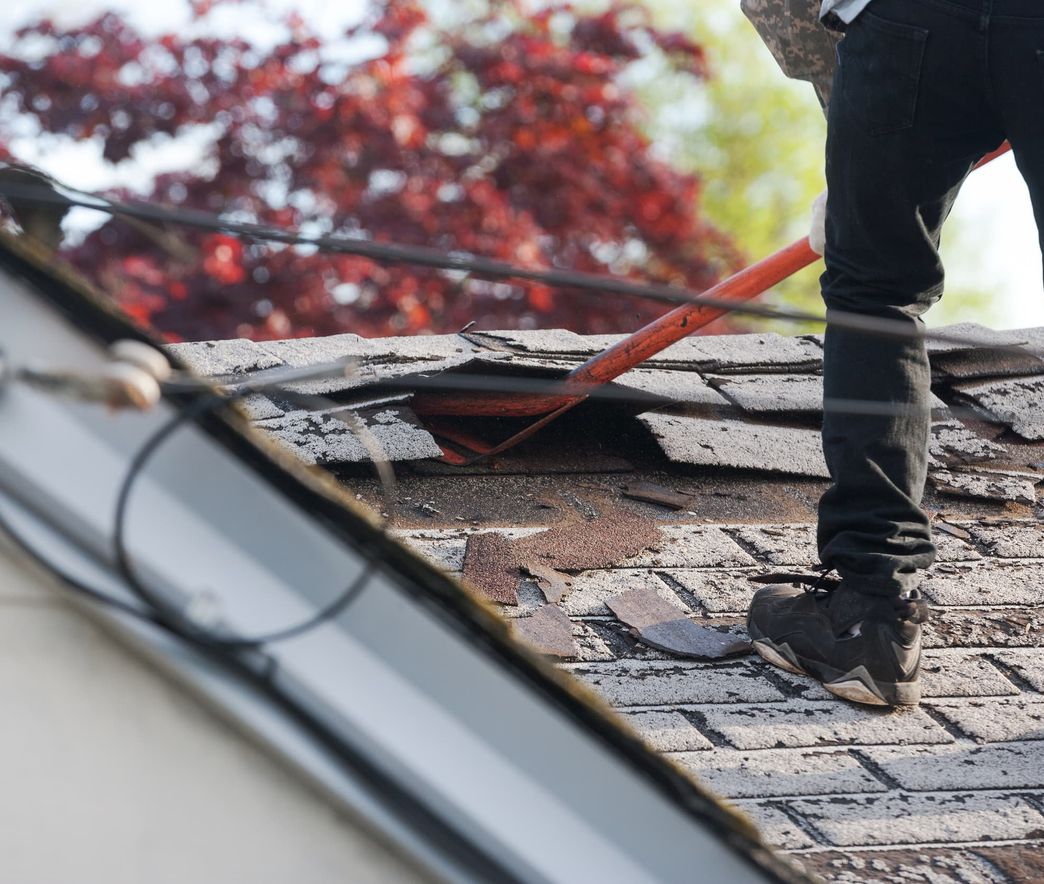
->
[515, 511, 663, 572]
[957, 376, 1044, 441]
[513, 605, 576, 658]
[462, 512, 662, 605]
[708, 374, 823, 416]
[462, 532, 521, 605]
[606, 587, 750, 660]
[639, 414, 829, 478]
[929, 469, 1039, 506]
[472, 328, 597, 356]
[255, 407, 442, 465]
[929, 421, 1006, 467]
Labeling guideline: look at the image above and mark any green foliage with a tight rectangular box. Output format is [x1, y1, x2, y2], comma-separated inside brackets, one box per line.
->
[624, 0, 994, 330]
[624, 0, 826, 330]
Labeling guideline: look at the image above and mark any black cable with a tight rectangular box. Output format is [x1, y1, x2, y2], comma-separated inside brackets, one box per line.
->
[0, 179, 1033, 355]
[0, 501, 172, 631]
[111, 392, 381, 649]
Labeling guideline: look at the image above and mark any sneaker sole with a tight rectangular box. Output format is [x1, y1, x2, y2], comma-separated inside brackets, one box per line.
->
[748, 628, 920, 708]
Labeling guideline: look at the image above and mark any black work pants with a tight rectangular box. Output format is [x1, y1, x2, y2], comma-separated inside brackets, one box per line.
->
[819, 0, 1044, 597]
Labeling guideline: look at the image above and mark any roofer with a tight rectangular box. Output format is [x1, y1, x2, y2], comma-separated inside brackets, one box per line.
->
[740, 0, 1032, 707]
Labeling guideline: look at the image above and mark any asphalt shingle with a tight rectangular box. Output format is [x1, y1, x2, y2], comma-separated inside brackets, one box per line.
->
[957, 376, 1044, 441]
[789, 791, 1044, 847]
[638, 414, 830, 478]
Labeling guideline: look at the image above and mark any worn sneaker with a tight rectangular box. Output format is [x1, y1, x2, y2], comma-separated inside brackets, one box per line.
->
[746, 574, 929, 707]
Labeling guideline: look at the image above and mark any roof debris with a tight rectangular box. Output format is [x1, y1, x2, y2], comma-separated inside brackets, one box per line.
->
[929, 421, 1007, 466]
[512, 605, 576, 658]
[956, 376, 1044, 440]
[606, 587, 751, 660]
[929, 468, 1039, 506]
[462, 511, 661, 605]
[521, 563, 574, 604]
[462, 532, 521, 605]
[513, 511, 662, 572]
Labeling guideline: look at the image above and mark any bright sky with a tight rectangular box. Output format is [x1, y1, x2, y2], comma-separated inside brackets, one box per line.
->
[942, 153, 1044, 329]
[3, 0, 1042, 330]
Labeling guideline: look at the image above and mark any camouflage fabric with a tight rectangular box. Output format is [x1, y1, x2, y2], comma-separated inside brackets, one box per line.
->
[741, 0, 841, 107]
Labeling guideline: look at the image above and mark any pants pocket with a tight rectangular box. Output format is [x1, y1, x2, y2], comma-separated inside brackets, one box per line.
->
[839, 11, 929, 136]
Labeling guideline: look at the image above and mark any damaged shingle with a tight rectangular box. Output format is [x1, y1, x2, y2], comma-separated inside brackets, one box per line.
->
[512, 605, 576, 658]
[367, 334, 481, 362]
[956, 376, 1044, 440]
[462, 532, 521, 605]
[626, 525, 756, 568]
[237, 394, 285, 421]
[514, 511, 663, 572]
[929, 421, 1006, 467]
[606, 587, 750, 660]
[638, 413, 829, 478]
[929, 468, 1039, 506]
[727, 525, 818, 567]
[255, 406, 442, 465]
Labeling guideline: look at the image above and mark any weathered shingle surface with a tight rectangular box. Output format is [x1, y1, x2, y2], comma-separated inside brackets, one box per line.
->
[172, 325, 1044, 881]
[396, 519, 1044, 881]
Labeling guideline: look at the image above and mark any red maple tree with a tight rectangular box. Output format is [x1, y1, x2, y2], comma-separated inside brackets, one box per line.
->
[0, 0, 740, 341]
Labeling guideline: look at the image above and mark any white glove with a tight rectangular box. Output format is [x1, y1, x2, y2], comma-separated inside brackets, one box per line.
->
[810, 188, 828, 256]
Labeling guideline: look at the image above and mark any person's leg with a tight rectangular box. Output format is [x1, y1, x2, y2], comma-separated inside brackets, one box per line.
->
[749, 0, 1005, 706]
[817, 0, 1004, 598]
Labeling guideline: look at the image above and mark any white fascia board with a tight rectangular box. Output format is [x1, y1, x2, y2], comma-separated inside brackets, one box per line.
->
[0, 268, 780, 884]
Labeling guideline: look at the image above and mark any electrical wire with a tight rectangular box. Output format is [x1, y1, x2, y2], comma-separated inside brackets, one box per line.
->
[0, 179, 1035, 356]
[0, 374, 389, 648]
[110, 391, 384, 648]
[0, 500, 173, 631]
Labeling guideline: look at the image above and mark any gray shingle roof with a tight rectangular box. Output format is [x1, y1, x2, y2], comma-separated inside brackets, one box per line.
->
[168, 325, 1044, 878]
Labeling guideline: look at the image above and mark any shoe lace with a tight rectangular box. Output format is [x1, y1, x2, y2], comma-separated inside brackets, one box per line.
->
[750, 568, 930, 623]
[750, 566, 841, 596]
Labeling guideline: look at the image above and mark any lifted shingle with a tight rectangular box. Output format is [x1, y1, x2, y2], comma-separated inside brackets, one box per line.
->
[639, 413, 829, 478]
[255, 406, 442, 465]
[956, 376, 1044, 440]
[929, 468, 1039, 506]
[928, 420, 1006, 466]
